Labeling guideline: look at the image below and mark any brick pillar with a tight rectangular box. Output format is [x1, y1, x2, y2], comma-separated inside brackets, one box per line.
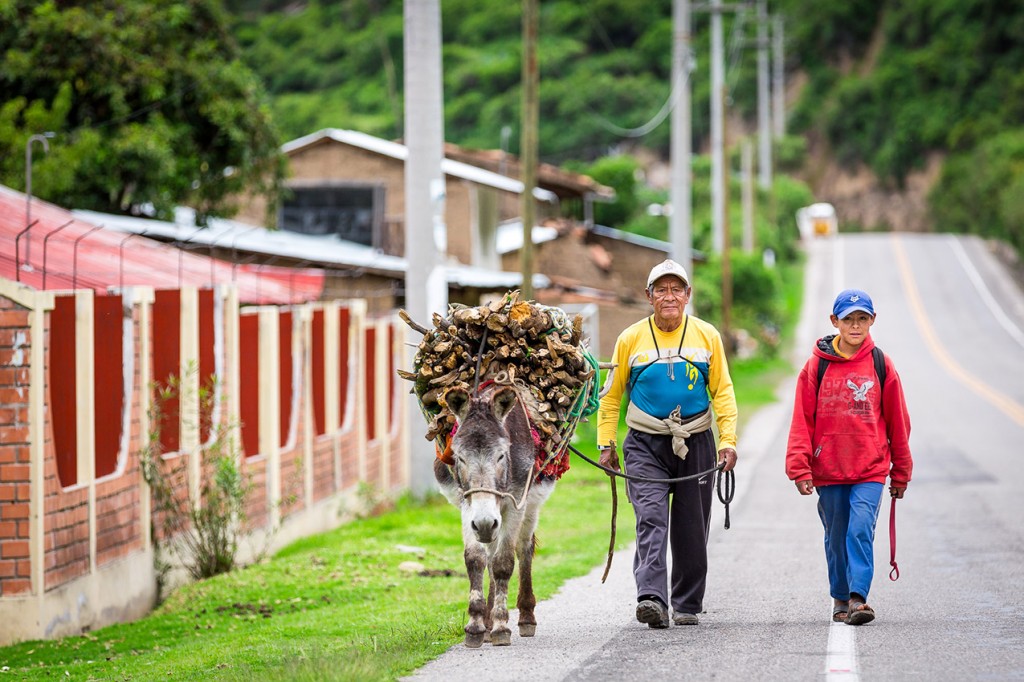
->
[0, 302, 33, 595]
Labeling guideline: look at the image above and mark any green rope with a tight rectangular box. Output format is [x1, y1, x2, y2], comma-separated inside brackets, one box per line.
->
[576, 349, 602, 418]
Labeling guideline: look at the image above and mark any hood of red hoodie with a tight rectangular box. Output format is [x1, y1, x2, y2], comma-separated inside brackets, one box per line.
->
[813, 333, 876, 363]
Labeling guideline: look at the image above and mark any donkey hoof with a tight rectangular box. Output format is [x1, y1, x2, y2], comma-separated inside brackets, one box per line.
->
[490, 629, 512, 646]
[518, 623, 537, 638]
[464, 632, 486, 648]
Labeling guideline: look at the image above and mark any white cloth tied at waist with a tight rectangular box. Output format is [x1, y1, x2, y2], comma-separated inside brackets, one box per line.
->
[625, 402, 713, 460]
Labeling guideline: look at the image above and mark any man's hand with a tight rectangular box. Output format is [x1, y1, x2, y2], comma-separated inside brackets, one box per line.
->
[598, 442, 620, 475]
[795, 479, 814, 495]
[889, 485, 906, 499]
[717, 447, 737, 472]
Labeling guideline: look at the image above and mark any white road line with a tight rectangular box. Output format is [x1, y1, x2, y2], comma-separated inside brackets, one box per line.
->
[948, 235, 1024, 350]
[824, 620, 860, 679]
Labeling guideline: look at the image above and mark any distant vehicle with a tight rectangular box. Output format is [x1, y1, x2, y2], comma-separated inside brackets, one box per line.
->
[796, 202, 837, 239]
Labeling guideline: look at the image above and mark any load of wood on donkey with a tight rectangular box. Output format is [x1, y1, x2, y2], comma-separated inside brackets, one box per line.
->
[397, 291, 600, 456]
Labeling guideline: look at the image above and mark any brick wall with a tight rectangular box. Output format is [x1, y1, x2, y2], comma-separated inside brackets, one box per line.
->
[0, 301, 32, 595]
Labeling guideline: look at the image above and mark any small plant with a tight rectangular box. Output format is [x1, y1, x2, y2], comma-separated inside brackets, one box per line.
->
[140, 364, 251, 585]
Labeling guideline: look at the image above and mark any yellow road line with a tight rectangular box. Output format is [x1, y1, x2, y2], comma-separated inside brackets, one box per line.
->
[892, 235, 1024, 428]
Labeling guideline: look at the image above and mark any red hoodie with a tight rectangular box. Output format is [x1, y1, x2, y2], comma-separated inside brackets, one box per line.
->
[785, 335, 913, 487]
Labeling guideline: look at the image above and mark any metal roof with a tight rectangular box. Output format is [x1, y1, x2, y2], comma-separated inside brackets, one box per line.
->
[0, 185, 323, 303]
[70, 208, 551, 291]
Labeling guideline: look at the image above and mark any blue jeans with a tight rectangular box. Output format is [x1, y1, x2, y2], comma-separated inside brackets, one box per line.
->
[816, 482, 883, 602]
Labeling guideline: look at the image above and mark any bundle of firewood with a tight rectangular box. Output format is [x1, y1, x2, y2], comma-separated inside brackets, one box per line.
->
[397, 291, 597, 450]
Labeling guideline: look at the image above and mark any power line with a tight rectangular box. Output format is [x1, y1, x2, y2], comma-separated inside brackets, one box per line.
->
[590, 68, 694, 139]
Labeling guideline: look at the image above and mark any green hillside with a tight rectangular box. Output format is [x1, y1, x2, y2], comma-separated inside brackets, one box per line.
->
[226, 0, 1024, 254]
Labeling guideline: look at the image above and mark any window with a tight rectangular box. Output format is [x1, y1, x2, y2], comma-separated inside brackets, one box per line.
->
[279, 185, 383, 247]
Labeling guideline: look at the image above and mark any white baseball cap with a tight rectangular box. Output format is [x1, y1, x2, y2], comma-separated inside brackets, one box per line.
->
[646, 259, 689, 289]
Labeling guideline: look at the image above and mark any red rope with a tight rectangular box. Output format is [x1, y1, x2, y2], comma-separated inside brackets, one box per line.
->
[888, 497, 900, 581]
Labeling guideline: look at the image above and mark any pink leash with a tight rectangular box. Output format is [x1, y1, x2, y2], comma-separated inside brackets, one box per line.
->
[888, 497, 900, 581]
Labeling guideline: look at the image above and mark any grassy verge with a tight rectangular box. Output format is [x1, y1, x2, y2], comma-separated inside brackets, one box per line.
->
[1, 262, 803, 681]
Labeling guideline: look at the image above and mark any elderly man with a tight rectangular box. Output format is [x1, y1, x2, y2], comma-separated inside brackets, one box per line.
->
[598, 259, 738, 628]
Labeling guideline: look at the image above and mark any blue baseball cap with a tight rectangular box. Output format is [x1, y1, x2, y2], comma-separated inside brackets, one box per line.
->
[833, 289, 875, 319]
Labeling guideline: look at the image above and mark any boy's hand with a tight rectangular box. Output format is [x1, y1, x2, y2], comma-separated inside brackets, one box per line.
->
[889, 485, 906, 499]
[795, 479, 814, 495]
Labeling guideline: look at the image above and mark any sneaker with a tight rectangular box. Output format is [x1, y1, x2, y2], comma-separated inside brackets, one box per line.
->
[673, 613, 699, 626]
[636, 599, 669, 629]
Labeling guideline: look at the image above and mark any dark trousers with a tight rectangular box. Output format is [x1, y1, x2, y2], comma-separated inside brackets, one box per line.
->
[623, 428, 716, 615]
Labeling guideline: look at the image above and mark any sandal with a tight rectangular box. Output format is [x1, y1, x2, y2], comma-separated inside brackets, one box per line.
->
[846, 599, 875, 626]
[832, 601, 848, 623]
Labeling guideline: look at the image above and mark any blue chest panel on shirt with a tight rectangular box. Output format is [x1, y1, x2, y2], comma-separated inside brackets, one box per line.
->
[628, 357, 710, 418]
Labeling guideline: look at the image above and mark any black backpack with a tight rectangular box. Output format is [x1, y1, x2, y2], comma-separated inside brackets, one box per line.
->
[816, 346, 887, 413]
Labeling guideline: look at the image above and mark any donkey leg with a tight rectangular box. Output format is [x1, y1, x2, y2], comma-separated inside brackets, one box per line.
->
[462, 525, 490, 648]
[516, 488, 551, 637]
[515, 532, 538, 637]
[482, 571, 496, 642]
[487, 538, 516, 646]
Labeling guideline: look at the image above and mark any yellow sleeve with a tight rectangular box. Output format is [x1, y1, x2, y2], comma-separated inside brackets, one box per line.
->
[596, 331, 633, 448]
[708, 328, 738, 449]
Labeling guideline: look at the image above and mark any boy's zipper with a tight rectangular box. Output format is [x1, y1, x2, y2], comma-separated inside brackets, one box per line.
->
[813, 445, 822, 458]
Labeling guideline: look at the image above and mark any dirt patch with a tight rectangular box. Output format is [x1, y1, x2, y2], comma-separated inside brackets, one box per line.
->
[800, 129, 944, 232]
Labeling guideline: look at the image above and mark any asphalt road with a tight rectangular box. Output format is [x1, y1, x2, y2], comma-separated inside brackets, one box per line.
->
[406, 233, 1024, 682]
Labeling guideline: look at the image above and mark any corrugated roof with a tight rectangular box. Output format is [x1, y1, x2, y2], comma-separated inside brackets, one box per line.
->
[70, 207, 550, 291]
[0, 185, 323, 303]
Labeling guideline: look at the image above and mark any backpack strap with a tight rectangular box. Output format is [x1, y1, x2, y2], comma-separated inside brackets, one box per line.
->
[873, 346, 886, 417]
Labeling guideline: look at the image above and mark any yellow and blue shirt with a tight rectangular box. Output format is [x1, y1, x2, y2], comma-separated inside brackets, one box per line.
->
[597, 315, 737, 450]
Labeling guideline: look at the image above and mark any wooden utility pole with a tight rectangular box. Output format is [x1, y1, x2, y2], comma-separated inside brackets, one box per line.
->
[520, 0, 539, 299]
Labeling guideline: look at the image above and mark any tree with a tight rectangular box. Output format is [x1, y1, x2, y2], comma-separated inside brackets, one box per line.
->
[0, 0, 286, 223]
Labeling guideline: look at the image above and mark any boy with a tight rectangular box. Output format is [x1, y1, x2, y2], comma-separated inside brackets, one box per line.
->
[785, 288, 913, 625]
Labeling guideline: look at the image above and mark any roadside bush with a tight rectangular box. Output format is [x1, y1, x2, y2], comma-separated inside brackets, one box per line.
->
[140, 367, 250, 591]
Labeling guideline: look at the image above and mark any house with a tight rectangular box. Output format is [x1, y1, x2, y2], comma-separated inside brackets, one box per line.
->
[234, 128, 692, 353]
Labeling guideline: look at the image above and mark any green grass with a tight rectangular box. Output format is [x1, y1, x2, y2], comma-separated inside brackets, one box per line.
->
[0, 434, 636, 681]
[0, 262, 804, 680]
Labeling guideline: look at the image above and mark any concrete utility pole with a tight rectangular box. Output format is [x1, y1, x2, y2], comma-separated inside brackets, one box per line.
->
[520, 0, 539, 300]
[720, 85, 732, 354]
[756, 0, 772, 190]
[670, 0, 693, 280]
[403, 0, 449, 497]
[742, 138, 754, 253]
[709, 0, 725, 254]
[772, 14, 786, 139]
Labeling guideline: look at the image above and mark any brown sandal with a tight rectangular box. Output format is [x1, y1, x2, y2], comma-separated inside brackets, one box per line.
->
[832, 606, 848, 622]
[846, 600, 875, 625]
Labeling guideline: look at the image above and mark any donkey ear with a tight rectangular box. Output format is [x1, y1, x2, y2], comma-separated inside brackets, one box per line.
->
[444, 387, 471, 421]
[491, 387, 518, 422]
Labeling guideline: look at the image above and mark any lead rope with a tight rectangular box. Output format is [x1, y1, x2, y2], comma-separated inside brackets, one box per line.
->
[568, 443, 735, 583]
[889, 496, 900, 581]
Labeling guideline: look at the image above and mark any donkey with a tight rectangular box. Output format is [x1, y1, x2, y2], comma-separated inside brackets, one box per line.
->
[434, 384, 556, 648]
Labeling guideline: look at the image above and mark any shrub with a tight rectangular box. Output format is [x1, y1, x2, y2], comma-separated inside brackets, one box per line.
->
[140, 367, 250, 588]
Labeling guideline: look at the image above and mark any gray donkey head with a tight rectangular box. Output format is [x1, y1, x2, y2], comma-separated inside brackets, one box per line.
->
[445, 385, 519, 543]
